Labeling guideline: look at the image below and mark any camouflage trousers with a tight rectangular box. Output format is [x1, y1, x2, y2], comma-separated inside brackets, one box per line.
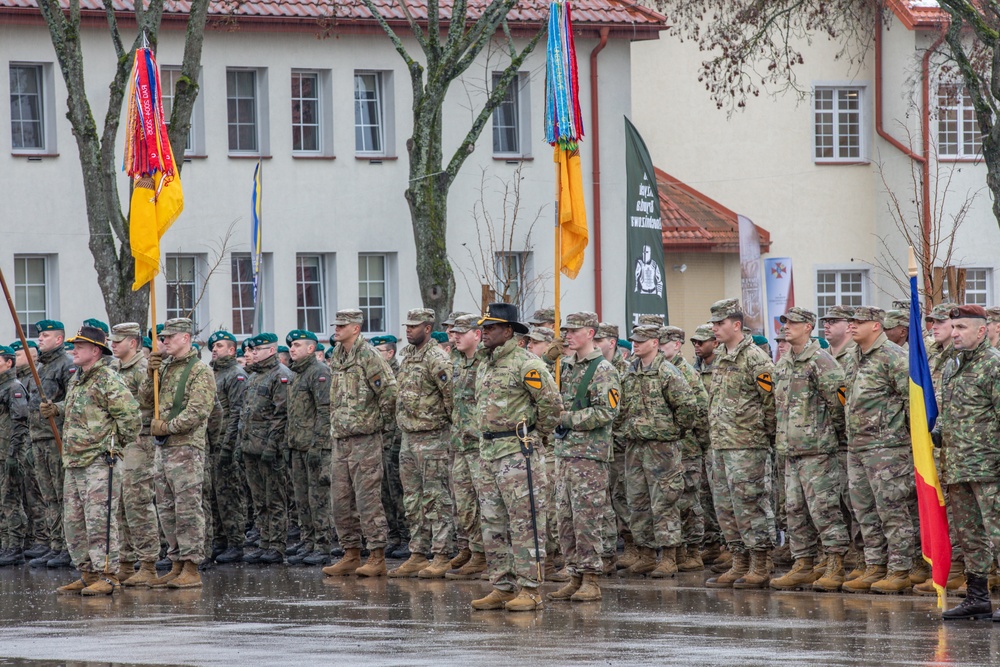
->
[701, 451, 722, 547]
[333, 434, 388, 550]
[155, 445, 206, 564]
[118, 437, 159, 563]
[935, 448, 965, 562]
[33, 437, 64, 551]
[680, 455, 705, 550]
[476, 445, 548, 592]
[946, 481, 1000, 578]
[556, 457, 609, 575]
[63, 459, 121, 574]
[542, 447, 559, 556]
[626, 439, 684, 549]
[837, 449, 863, 551]
[847, 447, 918, 570]
[0, 446, 26, 549]
[213, 448, 247, 549]
[773, 453, 787, 534]
[244, 452, 288, 554]
[452, 447, 483, 553]
[20, 447, 46, 547]
[711, 448, 776, 553]
[399, 429, 454, 556]
[606, 437, 630, 551]
[290, 449, 334, 552]
[380, 436, 408, 544]
[202, 448, 214, 557]
[785, 453, 849, 559]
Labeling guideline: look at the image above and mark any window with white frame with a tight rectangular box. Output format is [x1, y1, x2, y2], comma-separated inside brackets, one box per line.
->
[492, 73, 531, 156]
[160, 67, 194, 152]
[962, 268, 990, 306]
[354, 72, 384, 154]
[14, 255, 49, 337]
[9, 64, 46, 151]
[938, 84, 982, 158]
[227, 69, 259, 153]
[359, 254, 388, 333]
[292, 71, 320, 153]
[231, 254, 255, 336]
[495, 252, 526, 305]
[296, 255, 326, 333]
[816, 270, 866, 317]
[166, 255, 199, 331]
[813, 86, 865, 162]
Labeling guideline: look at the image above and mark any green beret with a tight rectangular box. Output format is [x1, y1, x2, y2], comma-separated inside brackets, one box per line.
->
[83, 318, 110, 334]
[325, 347, 334, 359]
[63, 342, 75, 350]
[617, 338, 632, 351]
[256, 333, 279, 345]
[277, 345, 289, 354]
[236, 348, 245, 358]
[430, 331, 449, 344]
[35, 319, 64, 333]
[142, 337, 152, 350]
[369, 335, 385, 346]
[315, 343, 325, 352]
[10, 340, 37, 351]
[285, 330, 318, 345]
[752, 334, 769, 346]
[0, 345, 15, 358]
[192, 343, 201, 352]
[814, 336, 830, 349]
[208, 331, 238, 347]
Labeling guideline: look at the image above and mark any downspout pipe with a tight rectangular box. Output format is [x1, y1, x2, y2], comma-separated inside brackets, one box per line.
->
[590, 27, 609, 319]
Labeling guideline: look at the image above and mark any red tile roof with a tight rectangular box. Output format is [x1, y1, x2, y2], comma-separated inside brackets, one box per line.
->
[656, 168, 770, 253]
[886, 0, 948, 29]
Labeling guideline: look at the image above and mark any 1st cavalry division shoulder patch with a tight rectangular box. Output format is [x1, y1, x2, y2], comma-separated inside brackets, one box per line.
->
[608, 388, 620, 409]
[756, 372, 773, 393]
[523, 369, 542, 390]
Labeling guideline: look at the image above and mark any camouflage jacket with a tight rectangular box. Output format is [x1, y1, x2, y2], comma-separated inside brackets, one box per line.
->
[670, 354, 711, 457]
[556, 349, 620, 461]
[16, 366, 42, 440]
[708, 334, 776, 450]
[238, 353, 290, 457]
[693, 356, 716, 397]
[287, 355, 332, 451]
[59, 357, 140, 468]
[329, 337, 397, 439]
[616, 352, 697, 444]
[29, 346, 75, 441]
[139, 349, 217, 450]
[112, 352, 151, 434]
[774, 340, 846, 457]
[0, 368, 29, 458]
[451, 350, 482, 453]
[938, 337, 1000, 484]
[476, 338, 563, 461]
[396, 340, 453, 434]
[832, 341, 859, 380]
[844, 333, 909, 451]
[611, 348, 629, 377]
[928, 340, 957, 403]
[211, 355, 247, 455]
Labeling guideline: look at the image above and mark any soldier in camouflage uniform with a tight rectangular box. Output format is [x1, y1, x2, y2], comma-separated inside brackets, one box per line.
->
[323, 310, 397, 577]
[373, 334, 408, 557]
[935, 306, 1000, 620]
[987, 307, 1000, 348]
[659, 326, 711, 572]
[108, 323, 160, 586]
[546, 312, 619, 602]
[28, 319, 75, 568]
[0, 346, 28, 565]
[595, 323, 632, 570]
[472, 303, 562, 612]
[926, 303, 959, 395]
[690, 324, 723, 562]
[768, 308, 850, 592]
[527, 308, 563, 364]
[140, 318, 217, 588]
[840, 306, 918, 594]
[390, 308, 455, 578]
[284, 330, 333, 566]
[7, 341, 47, 563]
[41, 324, 140, 595]
[237, 333, 290, 565]
[208, 331, 248, 564]
[883, 310, 909, 349]
[616, 324, 696, 578]
[705, 299, 777, 590]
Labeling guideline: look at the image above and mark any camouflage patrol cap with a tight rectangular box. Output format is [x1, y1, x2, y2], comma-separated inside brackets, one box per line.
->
[883, 309, 909, 329]
[527, 327, 555, 343]
[690, 324, 715, 342]
[659, 326, 685, 343]
[562, 311, 599, 330]
[160, 318, 193, 336]
[430, 331, 449, 344]
[256, 332, 279, 345]
[819, 306, 855, 321]
[0, 345, 14, 359]
[110, 322, 142, 343]
[403, 308, 436, 326]
[450, 314, 480, 334]
[207, 330, 238, 347]
[332, 309, 364, 326]
[442, 311, 471, 327]
[780, 307, 816, 325]
[84, 318, 109, 335]
[34, 319, 64, 333]
[527, 308, 556, 325]
[629, 324, 661, 343]
[637, 314, 664, 326]
[594, 323, 619, 340]
[849, 306, 885, 323]
[286, 330, 318, 345]
[988, 306, 1000, 323]
[775, 328, 787, 342]
[950, 304, 988, 320]
[708, 299, 742, 323]
[9, 340, 37, 351]
[925, 302, 959, 322]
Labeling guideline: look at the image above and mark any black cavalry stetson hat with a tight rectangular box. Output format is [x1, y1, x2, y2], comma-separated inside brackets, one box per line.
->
[478, 303, 529, 335]
[67, 325, 112, 356]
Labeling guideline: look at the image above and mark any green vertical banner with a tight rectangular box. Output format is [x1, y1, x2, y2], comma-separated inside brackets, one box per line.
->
[624, 116, 668, 327]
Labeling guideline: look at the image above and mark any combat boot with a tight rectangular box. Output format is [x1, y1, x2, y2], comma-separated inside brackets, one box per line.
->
[148, 561, 184, 588]
[505, 587, 543, 611]
[167, 561, 203, 588]
[602, 554, 617, 576]
[23, 543, 48, 560]
[733, 549, 771, 589]
[870, 569, 912, 594]
[651, 547, 678, 579]
[388, 553, 430, 578]
[81, 573, 118, 596]
[845, 562, 866, 582]
[29, 548, 55, 568]
[705, 551, 750, 589]
[771, 543, 793, 566]
[548, 566, 571, 583]
[570, 573, 602, 602]
[57, 571, 99, 595]
[448, 548, 471, 571]
[678, 546, 704, 572]
[770, 557, 815, 591]
[0, 549, 25, 567]
[259, 549, 284, 565]
[322, 548, 362, 576]
[119, 561, 135, 578]
[909, 560, 932, 585]
[215, 547, 243, 564]
[710, 550, 733, 574]
[355, 548, 387, 577]
[418, 554, 451, 579]
[303, 550, 332, 566]
[242, 548, 264, 564]
[543, 552, 559, 580]
[916, 560, 965, 596]
[624, 546, 657, 577]
[813, 553, 846, 592]
[46, 550, 72, 569]
[811, 553, 828, 578]
[841, 564, 887, 593]
[944, 575, 992, 621]
[471, 588, 517, 610]
[447, 551, 487, 580]
[547, 574, 582, 601]
[617, 536, 640, 570]
[700, 542, 722, 565]
[122, 561, 158, 587]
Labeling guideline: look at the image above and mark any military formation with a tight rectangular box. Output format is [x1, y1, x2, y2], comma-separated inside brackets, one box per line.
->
[1, 299, 999, 621]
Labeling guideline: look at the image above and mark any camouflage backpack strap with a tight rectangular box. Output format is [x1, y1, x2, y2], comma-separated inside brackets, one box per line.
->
[564, 357, 602, 411]
[167, 356, 199, 421]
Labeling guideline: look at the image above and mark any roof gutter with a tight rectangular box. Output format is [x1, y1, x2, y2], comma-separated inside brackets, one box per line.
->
[590, 27, 610, 319]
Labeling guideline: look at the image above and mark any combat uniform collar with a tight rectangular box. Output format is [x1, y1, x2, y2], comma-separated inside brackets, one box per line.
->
[165, 348, 199, 367]
[290, 355, 315, 373]
[486, 337, 518, 363]
[0, 368, 15, 385]
[719, 333, 754, 361]
[563, 347, 603, 368]
[38, 347, 66, 364]
[118, 351, 145, 371]
[402, 338, 437, 362]
[957, 336, 993, 364]
[256, 354, 279, 371]
[212, 355, 237, 371]
[333, 337, 368, 366]
[633, 351, 665, 372]
[76, 356, 109, 382]
[859, 332, 889, 357]
[789, 339, 821, 362]
[15, 366, 30, 381]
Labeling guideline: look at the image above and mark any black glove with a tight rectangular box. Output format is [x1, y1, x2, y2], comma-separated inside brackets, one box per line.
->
[931, 431, 942, 448]
[307, 448, 322, 469]
[5, 456, 20, 476]
[219, 449, 233, 467]
[261, 449, 276, 465]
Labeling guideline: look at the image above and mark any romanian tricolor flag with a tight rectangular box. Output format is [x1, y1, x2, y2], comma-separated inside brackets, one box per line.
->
[908, 271, 952, 609]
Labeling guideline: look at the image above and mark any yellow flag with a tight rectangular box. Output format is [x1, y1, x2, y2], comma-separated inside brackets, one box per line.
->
[555, 145, 588, 279]
[131, 171, 183, 291]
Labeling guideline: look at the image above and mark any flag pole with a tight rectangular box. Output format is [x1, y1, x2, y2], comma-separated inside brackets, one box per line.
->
[150, 279, 159, 417]
[0, 265, 63, 456]
[554, 159, 561, 385]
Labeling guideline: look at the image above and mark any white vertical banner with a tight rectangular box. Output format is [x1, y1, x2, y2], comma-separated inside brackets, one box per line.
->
[738, 215, 764, 333]
[764, 257, 795, 346]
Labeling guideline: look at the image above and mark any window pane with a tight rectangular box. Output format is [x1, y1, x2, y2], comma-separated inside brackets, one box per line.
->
[354, 73, 383, 153]
[227, 70, 258, 152]
[359, 255, 387, 333]
[492, 72, 520, 154]
[10, 64, 44, 150]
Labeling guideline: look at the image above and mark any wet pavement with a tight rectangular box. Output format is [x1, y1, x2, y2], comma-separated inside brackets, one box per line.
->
[0, 560, 997, 666]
